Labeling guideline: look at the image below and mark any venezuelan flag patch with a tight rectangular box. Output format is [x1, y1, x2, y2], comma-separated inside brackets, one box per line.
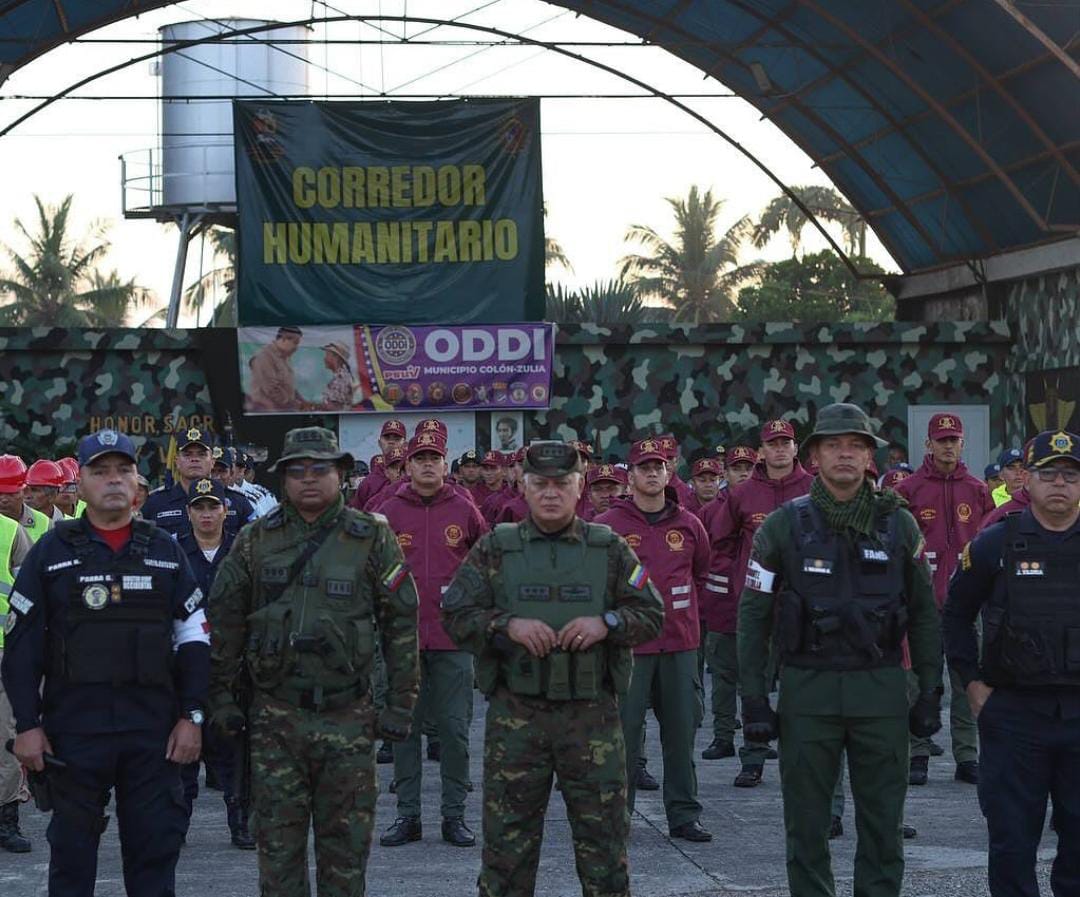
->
[382, 563, 409, 591]
[628, 564, 649, 590]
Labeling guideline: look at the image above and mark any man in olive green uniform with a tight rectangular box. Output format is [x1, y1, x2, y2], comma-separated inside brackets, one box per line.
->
[737, 404, 943, 897]
[207, 427, 420, 897]
[443, 441, 664, 897]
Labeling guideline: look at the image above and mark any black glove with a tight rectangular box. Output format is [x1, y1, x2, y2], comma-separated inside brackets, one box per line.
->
[211, 703, 246, 737]
[908, 690, 942, 738]
[378, 708, 412, 743]
[742, 696, 779, 743]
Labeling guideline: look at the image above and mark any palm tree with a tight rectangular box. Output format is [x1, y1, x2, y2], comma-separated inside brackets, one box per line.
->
[619, 186, 759, 324]
[752, 185, 868, 257]
[543, 203, 572, 273]
[545, 279, 661, 324]
[0, 195, 151, 326]
[182, 227, 236, 326]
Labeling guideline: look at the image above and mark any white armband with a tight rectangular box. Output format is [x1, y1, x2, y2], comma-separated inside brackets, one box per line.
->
[173, 609, 211, 648]
[745, 560, 777, 594]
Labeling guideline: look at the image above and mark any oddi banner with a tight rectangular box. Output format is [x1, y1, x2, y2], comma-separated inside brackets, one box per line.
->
[239, 323, 555, 415]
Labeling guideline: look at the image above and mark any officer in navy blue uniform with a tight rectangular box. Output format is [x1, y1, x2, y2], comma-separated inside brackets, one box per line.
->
[0, 429, 209, 897]
[175, 477, 253, 849]
[142, 427, 254, 538]
[944, 429, 1080, 897]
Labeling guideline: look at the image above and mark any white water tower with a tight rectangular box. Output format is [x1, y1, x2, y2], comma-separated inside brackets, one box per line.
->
[120, 19, 309, 324]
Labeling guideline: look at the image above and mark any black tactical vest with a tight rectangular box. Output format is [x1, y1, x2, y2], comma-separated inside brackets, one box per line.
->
[50, 520, 174, 690]
[981, 515, 1080, 688]
[777, 496, 908, 671]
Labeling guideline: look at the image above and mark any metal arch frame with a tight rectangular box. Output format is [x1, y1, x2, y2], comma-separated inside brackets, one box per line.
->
[895, 0, 1079, 196]
[0, 11, 867, 278]
[817, 33, 1080, 169]
[991, 0, 1080, 82]
[568, 0, 995, 260]
[799, 0, 1054, 234]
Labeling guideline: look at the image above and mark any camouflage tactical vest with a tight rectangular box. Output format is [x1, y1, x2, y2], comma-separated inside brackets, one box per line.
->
[244, 505, 377, 708]
[481, 521, 631, 700]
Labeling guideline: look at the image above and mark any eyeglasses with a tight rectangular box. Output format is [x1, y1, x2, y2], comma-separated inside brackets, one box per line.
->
[284, 462, 335, 479]
[1033, 467, 1080, 484]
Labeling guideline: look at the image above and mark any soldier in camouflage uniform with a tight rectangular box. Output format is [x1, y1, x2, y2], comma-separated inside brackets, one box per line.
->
[207, 427, 420, 897]
[442, 441, 664, 897]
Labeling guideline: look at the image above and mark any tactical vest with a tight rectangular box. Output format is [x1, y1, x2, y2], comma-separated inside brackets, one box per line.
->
[777, 497, 908, 671]
[49, 519, 174, 690]
[244, 506, 377, 710]
[981, 515, 1080, 688]
[0, 515, 17, 649]
[480, 522, 632, 700]
[25, 506, 50, 543]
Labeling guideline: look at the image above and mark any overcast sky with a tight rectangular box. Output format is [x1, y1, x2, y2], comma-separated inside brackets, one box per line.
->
[0, 0, 895, 325]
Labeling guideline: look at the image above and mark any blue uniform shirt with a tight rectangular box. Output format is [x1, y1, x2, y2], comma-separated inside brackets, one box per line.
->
[944, 507, 1080, 719]
[142, 481, 255, 539]
[177, 529, 236, 597]
[0, 517, 210, 735]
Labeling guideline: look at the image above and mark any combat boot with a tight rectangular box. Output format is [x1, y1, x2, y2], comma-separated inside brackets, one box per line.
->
[380, 816, 421, 846]
[441, 817, 475, 847]
[226, 799, 256, 850]
[908, 755, 929, 786]
[0, 800, 31, 853]
[376, 741, 394, 764]
[635, 757, 659, 791]
[701, 739, 735, 760]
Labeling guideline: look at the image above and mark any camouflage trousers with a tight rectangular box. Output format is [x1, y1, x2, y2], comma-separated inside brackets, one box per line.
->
[479, 686, 629, 897]
[250, 694, 378, 897]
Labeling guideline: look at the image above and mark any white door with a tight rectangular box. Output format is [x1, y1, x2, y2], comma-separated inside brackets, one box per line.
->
[907, 405, 991, 477]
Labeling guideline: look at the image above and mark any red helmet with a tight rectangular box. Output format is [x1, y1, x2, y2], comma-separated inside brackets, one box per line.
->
[26, 459, 65, 488]
[57, 457, 80, 483]
[0, 455, 28, 493]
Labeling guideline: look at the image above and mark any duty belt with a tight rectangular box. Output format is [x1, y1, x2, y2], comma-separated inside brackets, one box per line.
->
[269, 682, 369, 712]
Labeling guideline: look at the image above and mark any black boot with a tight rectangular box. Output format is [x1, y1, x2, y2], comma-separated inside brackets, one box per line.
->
[376, 741, 394, 764]
[0, 801, 31, 853]
[226, 799, 256, 850]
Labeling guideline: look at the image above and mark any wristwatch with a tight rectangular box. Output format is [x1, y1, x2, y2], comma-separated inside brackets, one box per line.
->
[603, 611, 622, 633]
[187, 709, 205, 726]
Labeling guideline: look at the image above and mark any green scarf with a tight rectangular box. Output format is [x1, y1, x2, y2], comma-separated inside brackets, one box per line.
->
[810, 477, 907, 539]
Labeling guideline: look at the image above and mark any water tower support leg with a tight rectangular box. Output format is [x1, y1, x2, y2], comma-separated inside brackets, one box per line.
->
[165, 212, 205, 327]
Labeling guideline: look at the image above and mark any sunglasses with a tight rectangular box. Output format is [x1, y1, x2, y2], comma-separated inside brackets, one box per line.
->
[284, 462, 335, 479]
[1033, 467, 1080, 484]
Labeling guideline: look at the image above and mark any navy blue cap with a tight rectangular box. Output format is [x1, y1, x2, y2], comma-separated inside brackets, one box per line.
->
[983, 462, 1002, 479]
[1025, 430, 1080, 469]
[177, 426, 212, 451]
[78, 429, 137, 467]
[187, 478, 227, 506]
[997, 447, 1025, 468]
[212, 445, 235, 468]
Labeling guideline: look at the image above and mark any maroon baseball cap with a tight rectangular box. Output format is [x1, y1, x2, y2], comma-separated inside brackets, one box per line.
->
[570, 439, 594, 460]
[480, 450, 501, 468]
[761, 419, 795, 443]
[927, 413, 964, 440]
[587, 463, 627, 486]
[406, 432, 446, 460]
[370, 453, 385, 470]
[880, 469, 910, 489]
[691, 457, 722, 477]
[629, 438, 668, 466]
[727, 445, 757, 465]
[381, 419, 407, 438]
[415, 418, 448, 439]
[657, 435, 679, 460]
[383, 446, 406, 467]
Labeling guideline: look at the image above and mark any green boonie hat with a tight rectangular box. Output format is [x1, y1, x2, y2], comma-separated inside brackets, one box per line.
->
[269, 427, 354, 472]
[801, 403, 888, 451]
[522, 441, 583, 477]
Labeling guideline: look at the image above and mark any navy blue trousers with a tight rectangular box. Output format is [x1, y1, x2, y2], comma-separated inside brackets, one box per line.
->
[978, 691, 1080, 897]
[45, 729, 187, 897]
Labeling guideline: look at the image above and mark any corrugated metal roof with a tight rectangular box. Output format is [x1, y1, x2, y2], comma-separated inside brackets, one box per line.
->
[2, 0, 1077, 272]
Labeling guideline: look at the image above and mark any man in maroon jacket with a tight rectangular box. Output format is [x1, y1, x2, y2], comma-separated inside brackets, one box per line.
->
[895, 412, 994, 786]
[685, 457, 722, 519]
[362, 445, 405, 512]
[659, 435, 695, 507]
[349, 418, 406, 509]
[582, 464, 626, 521]
[376, 432, 487, 849]
[596, 438, 713, 842]
[703, 420, 813, 784]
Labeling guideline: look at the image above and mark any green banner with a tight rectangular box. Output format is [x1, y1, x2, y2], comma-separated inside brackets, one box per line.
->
[234, 98, 545, 326]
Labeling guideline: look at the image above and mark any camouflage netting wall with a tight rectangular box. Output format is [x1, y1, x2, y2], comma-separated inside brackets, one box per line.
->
[1000, 266, 1080, 445]
[0, 328, 215, 480]
[0, 315, 1050, 477]
[533, 322, 1013, 463]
